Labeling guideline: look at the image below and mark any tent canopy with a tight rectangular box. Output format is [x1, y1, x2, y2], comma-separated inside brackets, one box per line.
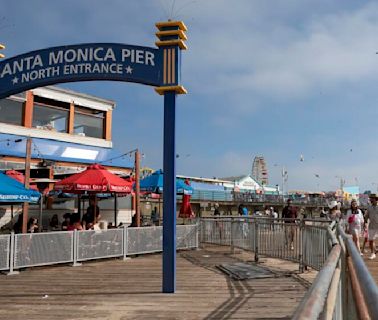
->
[55, 164, 133, 193]
[139, 170, 193, 195]
[0, 172, 41, 203]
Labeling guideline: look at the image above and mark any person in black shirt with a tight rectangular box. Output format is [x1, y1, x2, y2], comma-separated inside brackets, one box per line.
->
[83, 198, 100, 230]
[282, 199, 297, 250]
[214, 203, 221, 216]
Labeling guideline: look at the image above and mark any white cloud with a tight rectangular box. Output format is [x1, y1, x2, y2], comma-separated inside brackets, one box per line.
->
[184, 1, 378, 99]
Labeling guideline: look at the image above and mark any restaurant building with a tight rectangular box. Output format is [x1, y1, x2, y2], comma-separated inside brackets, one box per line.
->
[0, 86, 134, 228]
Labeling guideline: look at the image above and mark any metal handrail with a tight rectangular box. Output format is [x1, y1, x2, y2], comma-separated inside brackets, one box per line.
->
[337, 224, 378, 318]
[292, 244, 341, 320]
[200, 217, 377, 318]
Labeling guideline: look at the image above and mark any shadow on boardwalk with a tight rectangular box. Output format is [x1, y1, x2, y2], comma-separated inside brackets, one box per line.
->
[0, 245, 309, 320]
[181, 246, 308, 320]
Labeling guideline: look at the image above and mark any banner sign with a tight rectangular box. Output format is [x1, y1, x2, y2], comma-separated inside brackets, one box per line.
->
[0, 43, 163, 99]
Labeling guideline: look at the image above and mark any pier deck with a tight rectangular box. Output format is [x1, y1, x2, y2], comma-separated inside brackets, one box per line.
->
[0, 246, 313, 320]
[365, 255, 378, 285]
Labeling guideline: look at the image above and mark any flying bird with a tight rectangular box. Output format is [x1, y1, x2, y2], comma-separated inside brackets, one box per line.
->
[300, 154, 304, 162]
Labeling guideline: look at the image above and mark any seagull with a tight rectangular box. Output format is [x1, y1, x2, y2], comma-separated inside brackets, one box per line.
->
[300, 154, 304, 162]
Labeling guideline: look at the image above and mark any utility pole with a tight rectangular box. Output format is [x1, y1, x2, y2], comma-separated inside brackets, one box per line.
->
[22, 137, 32, 233]
[281, 167, 286, 202]
[135, 149, 141, 227]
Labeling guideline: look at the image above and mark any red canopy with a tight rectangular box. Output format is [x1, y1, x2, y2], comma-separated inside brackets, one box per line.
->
[6, 170, 39, 191]
[55, 164, 133, 193]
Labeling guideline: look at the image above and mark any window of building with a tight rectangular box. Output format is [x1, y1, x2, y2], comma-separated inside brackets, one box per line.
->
[74, 107, 104, 139]
[0, 98, 24, 126]
[32, 97, 69, 133]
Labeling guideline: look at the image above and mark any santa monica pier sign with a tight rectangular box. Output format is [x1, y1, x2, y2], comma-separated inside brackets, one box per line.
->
[0, 21, 188, 293]
[0, 43, 162, 97]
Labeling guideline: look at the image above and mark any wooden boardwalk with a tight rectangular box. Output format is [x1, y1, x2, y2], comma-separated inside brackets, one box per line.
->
[0, 246, 313, 320]
[364, 255, 378, 285]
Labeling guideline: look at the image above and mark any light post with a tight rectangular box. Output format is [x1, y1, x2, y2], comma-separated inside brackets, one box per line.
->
[281, 166, 288, 202]
[273, 164, 287, 202]
[335, 175, 345, 204]
[125, 149, 141, 227]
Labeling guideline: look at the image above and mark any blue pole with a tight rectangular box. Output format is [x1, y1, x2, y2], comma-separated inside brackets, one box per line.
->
[162, 90, 177, 293]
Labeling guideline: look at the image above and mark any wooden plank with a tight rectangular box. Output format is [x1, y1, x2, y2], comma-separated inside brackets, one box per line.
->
[0, 246, 310, 319]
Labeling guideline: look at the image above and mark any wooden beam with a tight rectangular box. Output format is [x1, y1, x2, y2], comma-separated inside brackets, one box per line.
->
[68, 102, 75, 134]
[135, 149, 141, 227]
[23, 91, 34, 128]
[22, 137, 32, 233]
[105, 110, 112, 141]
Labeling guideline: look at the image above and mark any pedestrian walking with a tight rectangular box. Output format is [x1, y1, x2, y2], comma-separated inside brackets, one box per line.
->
[345, 199, 364, 255]
[282, 199, 297, 250]
[327, 200, 341, 221]
[270, 207, 278, 231]
[364, 194, 378, 259]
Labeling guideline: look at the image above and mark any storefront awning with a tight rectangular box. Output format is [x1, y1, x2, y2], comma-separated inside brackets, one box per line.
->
[0, 133, 133, 168]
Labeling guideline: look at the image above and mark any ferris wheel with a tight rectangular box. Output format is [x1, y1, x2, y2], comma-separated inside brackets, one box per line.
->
[252, 156, 268, 185]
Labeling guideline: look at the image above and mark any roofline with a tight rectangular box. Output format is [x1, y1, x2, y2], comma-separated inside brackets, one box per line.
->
[33, 85, 116, 108]
[177, 174, 232, 184]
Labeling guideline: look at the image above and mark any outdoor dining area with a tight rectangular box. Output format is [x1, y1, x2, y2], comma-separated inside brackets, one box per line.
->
[0, 165, 195, 235]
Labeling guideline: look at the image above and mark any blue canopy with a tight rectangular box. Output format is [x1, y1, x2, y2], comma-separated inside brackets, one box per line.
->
[0, 172, 41, 203]
[139, 170, 193, 195]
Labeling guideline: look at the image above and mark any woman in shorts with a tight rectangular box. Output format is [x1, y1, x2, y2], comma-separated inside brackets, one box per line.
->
[345, 199, 364, 255]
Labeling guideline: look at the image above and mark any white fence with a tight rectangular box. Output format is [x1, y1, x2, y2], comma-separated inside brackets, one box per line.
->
[0, 234, 10, 271]
[200, 217, 332, 271]
[0, 224, 198, 273]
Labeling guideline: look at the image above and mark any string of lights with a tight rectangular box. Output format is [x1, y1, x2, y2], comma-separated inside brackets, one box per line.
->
[98, 148, 139, 165]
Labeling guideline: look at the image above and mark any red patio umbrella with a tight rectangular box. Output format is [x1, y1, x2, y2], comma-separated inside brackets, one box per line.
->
[6, 170, 39, 191]
[55, 164, 133, 227]
[55, 164, 133, 193]
[179, 179, 195, 220]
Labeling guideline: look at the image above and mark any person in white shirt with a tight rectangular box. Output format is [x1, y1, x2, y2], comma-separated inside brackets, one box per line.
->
[269, 207, 278, 231]
[365, 194, 378, 259]
[345, 199, 364, 255]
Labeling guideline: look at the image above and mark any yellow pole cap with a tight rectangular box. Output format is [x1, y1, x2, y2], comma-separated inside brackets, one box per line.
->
[0, 44, 5, 50]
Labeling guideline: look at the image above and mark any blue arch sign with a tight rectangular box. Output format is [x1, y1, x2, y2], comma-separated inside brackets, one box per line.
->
[0, 20, 188, 294]
[0, 43, 163, 99]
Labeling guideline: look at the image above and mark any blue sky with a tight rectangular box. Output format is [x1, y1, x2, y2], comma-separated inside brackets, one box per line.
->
[3, 0, 378, 192]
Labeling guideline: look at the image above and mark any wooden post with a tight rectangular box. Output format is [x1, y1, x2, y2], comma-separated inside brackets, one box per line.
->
[22, 137, 32, 233]
[135, 149, 141, 227]
[114, 192, 118, 227]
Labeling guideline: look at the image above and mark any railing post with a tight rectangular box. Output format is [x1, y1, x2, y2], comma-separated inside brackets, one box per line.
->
[72, 230, 82, 267]
[299, 219, 304, 273]
[123, 225, 130, 260]
[230, 218, 234, 253]
[195, 221, 199, 249]
[7, 232, 19, 275]
[254, 220, 259, 262]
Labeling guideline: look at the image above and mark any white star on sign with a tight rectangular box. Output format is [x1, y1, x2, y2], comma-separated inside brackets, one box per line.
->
[125, 66, 133, 74]
[12, 77, 19, 84]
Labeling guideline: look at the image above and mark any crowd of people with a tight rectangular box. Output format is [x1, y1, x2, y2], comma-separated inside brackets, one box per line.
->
[13, 198, 104, 233]
[213, 196, 378, 258]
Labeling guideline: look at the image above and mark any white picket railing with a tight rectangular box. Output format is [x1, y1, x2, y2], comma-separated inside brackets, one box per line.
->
[1, 224, 198, 273]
